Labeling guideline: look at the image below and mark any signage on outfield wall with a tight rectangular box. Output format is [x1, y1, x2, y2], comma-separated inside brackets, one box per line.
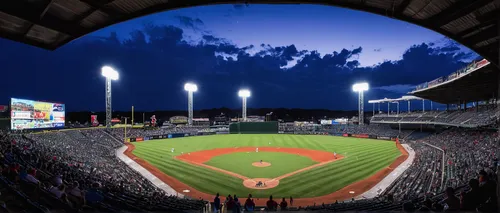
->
[136, 137, 144, 142]
[349, 134, 369, 138]
[377, 136, 391, 140]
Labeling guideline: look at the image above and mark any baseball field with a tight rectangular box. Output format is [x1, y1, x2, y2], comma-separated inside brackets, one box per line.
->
[124, 134, 407, 205]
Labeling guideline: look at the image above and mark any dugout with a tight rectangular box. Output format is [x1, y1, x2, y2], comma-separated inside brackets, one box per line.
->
[229, 121, 278, 134]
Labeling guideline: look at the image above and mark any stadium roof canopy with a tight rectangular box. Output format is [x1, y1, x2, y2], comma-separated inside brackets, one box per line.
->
[410, 60, 498, 104]
[0, 0, 499, 65]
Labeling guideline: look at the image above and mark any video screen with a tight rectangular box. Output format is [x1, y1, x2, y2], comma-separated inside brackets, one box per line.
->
[11, 98, 65, 130]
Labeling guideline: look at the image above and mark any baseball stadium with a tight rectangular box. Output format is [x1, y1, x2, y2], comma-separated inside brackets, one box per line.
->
[0, 1, 500, 213]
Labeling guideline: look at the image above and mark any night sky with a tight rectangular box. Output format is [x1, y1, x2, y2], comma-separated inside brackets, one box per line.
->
[0, 4, 478, 112]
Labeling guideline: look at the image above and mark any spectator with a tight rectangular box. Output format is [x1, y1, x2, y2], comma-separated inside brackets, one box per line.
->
[461, 178, 480, 210]
[478, 170, 497, 203]
[232, 197, 241, 213]
[280, 197, 288, 210]
[213, 193, 220, 213]
[85, 183, 104, 205]
[244, 194, 255, 212]
[225, 194, 234, 212]
[67, 181, 82, 198]
[266, 195, 278, 211]
[443, 187, 460, 211]
[49, 184, 67, 199]
[50, 174, 62, 187]
[24, 168, 39, 184]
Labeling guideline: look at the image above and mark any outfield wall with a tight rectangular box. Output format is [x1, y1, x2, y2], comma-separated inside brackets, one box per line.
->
[229, 121, 278, 134]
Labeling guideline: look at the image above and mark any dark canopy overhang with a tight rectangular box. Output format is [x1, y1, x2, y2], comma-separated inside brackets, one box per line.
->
[410, 63, 498, 104]
[0, 0, 499, 66]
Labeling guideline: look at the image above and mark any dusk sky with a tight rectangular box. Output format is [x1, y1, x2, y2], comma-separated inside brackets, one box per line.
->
[0, 4, 477, 112]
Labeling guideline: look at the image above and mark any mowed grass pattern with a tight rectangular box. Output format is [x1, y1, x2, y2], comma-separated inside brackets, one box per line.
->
[132, 134, 401, 198]
[205, 152, 317, 178]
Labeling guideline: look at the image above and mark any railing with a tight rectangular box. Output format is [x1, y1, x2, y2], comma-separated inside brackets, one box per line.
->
[422, 142, 445, 191]
[413, 59, 490, 92]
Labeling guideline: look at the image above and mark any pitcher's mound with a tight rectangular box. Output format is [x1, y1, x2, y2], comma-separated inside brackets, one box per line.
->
[252, 162, 271, 167]
[243, 178, 279, 189]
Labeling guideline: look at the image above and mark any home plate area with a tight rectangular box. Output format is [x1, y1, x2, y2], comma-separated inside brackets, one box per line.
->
[243, 178, 279, 189]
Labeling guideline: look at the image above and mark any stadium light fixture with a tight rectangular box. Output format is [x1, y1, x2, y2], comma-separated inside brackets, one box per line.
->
[184, 83, 197, 126]
[101, 66, 119, 81]
[352, 82, 369, 92]
[238, 89, 251, 121]
[238, 89, 251, 98]
[101, 66, 119, 128]
[184, 83, 198, 92]
[352, 82, 369, 125]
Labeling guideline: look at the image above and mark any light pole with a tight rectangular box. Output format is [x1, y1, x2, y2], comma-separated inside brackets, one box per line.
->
[184, 83, 198, 126]
[238, 89, 251, 122]
[352, 82, 369, 125]
[101, 66, 119, 129]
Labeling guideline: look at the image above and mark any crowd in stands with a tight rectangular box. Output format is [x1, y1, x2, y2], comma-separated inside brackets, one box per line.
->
[0, 129, 206, 212]
[371, 105, 497, 127]
[108, 126, 211, 140]
[1, 122, 499, 212]
[279, 123, 411, 138]
[323, 124, 412, 138]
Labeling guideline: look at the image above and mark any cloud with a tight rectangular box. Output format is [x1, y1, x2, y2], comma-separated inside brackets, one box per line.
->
[174, 16, 204, 31]
[0, 22, 472, 111]
[233, 4, 248, 10]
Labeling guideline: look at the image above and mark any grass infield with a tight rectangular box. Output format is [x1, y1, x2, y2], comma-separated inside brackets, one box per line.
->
[131, 134, 401, 198]
[205, 152, 318, 178]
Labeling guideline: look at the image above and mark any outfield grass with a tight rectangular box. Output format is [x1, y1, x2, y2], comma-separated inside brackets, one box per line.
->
[205, 152, 318, 178]
[131, 134, 401, 198]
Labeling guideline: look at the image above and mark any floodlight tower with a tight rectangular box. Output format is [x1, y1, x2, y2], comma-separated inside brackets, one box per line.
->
[352, 83, 369, 125]
[101, 66, 119, 128]
[238, 89, 251, 122]
[184, 83, 198, 126]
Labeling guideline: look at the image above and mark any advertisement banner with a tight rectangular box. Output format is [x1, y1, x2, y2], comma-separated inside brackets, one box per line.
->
[170, 116, 188, 124]
[0, 105, 7, 112]
[475, 59, 489, 68]
[377, 136, 391, 140]
[91, 115, 98, 127]
[343, 134, 349, 137]
[11, 98, 65, 130]
[320, 120, 332, 125]
[136, 137, 144, 142]
[358, 134, 369, 138]
[126, 138, 131, 142]
[151, 115, 157, 126]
